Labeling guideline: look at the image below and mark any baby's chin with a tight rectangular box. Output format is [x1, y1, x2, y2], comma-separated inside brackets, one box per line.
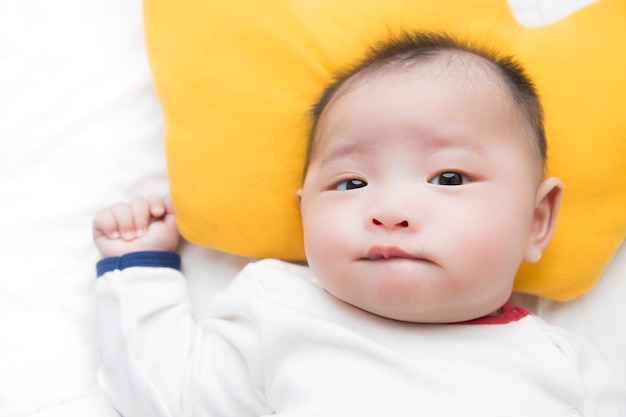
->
[344, 296, 505, 324]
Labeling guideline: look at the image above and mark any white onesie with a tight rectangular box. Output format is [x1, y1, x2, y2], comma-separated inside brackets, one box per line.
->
[95, 252, 625, 417]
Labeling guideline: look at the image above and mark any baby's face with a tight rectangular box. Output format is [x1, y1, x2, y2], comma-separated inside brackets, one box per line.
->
[298, 68, 544, 323]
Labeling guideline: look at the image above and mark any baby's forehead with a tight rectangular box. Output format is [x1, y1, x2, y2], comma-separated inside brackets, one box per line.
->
[311, 51, 541, 169]
[354, 50, 508, 95]
[320, 51, 514, 132]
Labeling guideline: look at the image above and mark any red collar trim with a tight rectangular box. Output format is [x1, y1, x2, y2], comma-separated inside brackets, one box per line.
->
[454, 301, 530, 325]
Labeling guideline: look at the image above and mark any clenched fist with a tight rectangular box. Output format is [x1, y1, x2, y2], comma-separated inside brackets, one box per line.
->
[93, 198, 180, 258]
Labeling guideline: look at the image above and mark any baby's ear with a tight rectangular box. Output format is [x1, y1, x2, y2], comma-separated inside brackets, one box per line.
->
[296, 189, 303, 209]
[525, 177, 564, 263]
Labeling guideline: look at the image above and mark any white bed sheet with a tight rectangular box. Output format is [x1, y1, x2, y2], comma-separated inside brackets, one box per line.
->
[0, 0, 622, 416]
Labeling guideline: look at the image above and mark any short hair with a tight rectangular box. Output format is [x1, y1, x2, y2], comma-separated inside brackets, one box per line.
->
[306, 31, 546, 177]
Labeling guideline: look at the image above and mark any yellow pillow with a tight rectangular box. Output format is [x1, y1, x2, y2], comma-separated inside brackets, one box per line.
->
[144, 0, 626, 301]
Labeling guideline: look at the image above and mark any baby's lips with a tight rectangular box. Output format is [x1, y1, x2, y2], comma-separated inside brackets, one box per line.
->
[366, 245, 415, 260]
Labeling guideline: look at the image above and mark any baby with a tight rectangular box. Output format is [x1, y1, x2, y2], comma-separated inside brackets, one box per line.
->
[93, 32, 624, 416]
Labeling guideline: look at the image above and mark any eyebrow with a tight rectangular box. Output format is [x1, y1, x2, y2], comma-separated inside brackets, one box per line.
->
[316, 141, 375, 168]
[420, 135, 487, 156]
[316, 134, 486, 168]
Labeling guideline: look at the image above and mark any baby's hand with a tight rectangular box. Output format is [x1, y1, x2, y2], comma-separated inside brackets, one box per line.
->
[93, 198, 180, 258]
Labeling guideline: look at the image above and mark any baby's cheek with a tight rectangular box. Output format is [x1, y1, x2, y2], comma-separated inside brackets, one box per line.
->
[305, 227, 339, 266]
[472, 233, 523, 289]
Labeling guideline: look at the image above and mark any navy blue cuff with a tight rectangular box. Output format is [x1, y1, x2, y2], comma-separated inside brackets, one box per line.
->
[96, 251, 181, 277]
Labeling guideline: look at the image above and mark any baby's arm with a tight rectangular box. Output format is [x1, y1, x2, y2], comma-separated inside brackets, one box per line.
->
[93, 198, 267, 416]
[93, 197, 179, 258]
[93, 198, 185, 416]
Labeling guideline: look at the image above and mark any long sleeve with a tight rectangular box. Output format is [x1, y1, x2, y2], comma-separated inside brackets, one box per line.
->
[94, 252, 268, 417]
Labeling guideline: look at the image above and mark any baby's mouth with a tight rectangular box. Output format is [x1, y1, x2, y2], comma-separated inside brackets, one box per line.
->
[365, 245, 425, 261]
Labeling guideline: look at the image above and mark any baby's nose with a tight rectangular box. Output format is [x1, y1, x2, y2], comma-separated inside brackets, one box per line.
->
[367, 184, 419, 231]
[371, 217, 410, 229]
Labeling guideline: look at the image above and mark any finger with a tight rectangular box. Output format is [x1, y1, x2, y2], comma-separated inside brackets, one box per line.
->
[162, 198, 178, 230]
[109, 202, 138, 241]
[164, 198, 175, 215]
[147, 197, 168, 219]
[92, 208, 121, 240]
[129, 198, 152, 237]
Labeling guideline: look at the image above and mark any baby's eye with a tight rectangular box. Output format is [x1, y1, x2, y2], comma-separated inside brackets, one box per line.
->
[335, 178, 367, 191]
[429, 172, 466, 186]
